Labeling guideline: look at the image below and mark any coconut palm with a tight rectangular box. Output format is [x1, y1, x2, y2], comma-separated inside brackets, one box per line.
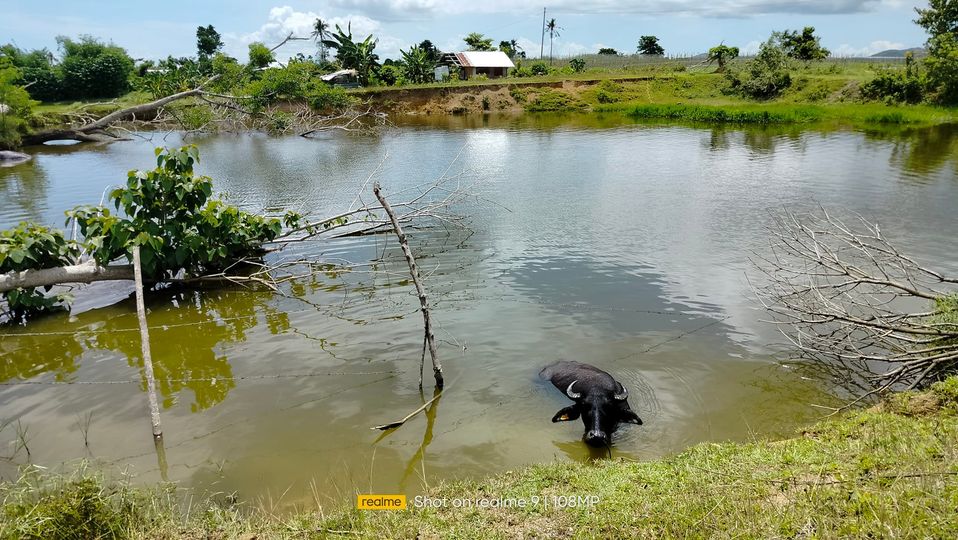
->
[311, 18, 329, 62]
[546, 18, 561, 65]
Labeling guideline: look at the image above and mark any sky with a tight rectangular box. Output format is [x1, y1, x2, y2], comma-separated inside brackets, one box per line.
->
[2, 1, 931, 62]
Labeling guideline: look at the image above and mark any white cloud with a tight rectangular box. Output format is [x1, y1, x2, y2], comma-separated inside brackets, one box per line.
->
[224, 6, 407, 60]
[832, 40, 906, 57]
[739, 40, 765, 55]
[326, 0, 903, 19]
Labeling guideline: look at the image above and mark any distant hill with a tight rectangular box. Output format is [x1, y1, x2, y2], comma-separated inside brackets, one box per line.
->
[870, 47, 925, 58]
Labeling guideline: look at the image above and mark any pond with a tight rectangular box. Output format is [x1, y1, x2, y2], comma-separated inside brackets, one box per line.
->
[1, 115, 957, 507]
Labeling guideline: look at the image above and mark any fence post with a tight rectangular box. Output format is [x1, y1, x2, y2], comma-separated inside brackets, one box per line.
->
[133, 246, 163, 439]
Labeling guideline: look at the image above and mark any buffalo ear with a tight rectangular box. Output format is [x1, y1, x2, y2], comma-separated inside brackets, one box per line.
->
[620, 409, 643, 425]
[551, 405, 580, 423]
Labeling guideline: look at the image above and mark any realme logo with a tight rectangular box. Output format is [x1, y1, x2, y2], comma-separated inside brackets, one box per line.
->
[357, 494, 407, 510]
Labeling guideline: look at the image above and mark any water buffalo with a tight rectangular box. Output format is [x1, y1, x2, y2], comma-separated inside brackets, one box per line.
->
[540, 360, 642, 447]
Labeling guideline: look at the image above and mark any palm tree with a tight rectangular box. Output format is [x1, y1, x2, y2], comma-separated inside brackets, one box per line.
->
[546, 18, 561, 65]
[311, 18, 329, 62]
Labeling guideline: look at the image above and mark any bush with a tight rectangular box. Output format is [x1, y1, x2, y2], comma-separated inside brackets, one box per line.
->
[530, 62, 550, 76]
[57, 36, 135, 100]
[727, 39, 792, 99]
[862, 68, 924, 104]
[0, 64, 36, 150]
[525, 90, 587, 112]
[307, 84, 354, 112]
[18, 66, 62, 101]
[925, 34, 958, 104]
[377, 64, 403, 86]
[569, 58, 586, 73]
[594, 80, 623, 104]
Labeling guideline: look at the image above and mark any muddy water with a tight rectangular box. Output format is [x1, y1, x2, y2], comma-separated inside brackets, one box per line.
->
[1, 117, 956, 507]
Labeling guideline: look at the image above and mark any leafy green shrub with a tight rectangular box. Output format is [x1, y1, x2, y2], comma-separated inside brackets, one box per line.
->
[530, 62, 550, 76]
[525, 90, 587, 112]
[307, 84, 354, 111]
[377, 64, 403, 86]
[0, 223, 78, 321]
[594, 80, 623, 104]
[18, 66, 62, 101]
[66, 146, 292, 280]
[925, 34, 958, 104]
[569, 58, 586, 73]
[0, 63, 37, 150]
[862, 67, 925, 104]
[57, 36, 135, 100]
[727, 39, 792, 99]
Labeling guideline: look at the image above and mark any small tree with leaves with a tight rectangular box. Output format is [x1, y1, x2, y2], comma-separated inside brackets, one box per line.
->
[247, 42, 274, 70]
[196, 25, 223, 58]
[637, 36, 665, 56]
[916, 0, 958, 104]
[464, 33, 495, 51]
[777, 27, 829, 60]
[401, 45, 435, 84]
[707, 44, 739, 72]
[597, 47, 619, 55]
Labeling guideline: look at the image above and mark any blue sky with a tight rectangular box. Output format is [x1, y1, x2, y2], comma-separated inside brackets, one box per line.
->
[3, 1, 930, 61]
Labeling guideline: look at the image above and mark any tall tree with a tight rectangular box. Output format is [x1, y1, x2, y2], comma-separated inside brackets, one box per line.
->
[196, 25, 223, 58]
[916, 0, 958, 103]
[915, 0, 958, 36]
[311, 18, 330, 63]
[546, 18, 561, 64]
[637, 35, 665, 56]
[417, 40, 442, 64]
[776, 27, 829, 60]
[499, 39, 525, 59]
[464, 32, 494, 51]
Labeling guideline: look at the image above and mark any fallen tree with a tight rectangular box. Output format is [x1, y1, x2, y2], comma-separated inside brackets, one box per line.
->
[0, 145, 474, 323]
[21, 84, 216, 145]
[751, 208, 958, 393]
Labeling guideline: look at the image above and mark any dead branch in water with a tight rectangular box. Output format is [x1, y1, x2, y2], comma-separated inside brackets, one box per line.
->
[371, 391, 443, 431]
[751, 208, 958, 392]
[373, 182, 444, 390]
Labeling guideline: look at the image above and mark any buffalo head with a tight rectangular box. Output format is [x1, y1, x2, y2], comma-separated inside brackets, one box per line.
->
[540, 360, 642, 447]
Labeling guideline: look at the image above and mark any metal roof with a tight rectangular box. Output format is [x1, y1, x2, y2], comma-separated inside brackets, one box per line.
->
[450, 51, 515, 68]
[320, 69, 358, 81]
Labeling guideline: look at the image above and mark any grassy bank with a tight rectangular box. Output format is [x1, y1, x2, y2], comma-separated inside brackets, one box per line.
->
[3, 378, 958, 539]
[606, 102, 958, 126]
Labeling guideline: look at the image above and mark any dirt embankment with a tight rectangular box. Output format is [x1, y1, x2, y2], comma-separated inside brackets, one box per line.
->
[355, 77, 649, 115]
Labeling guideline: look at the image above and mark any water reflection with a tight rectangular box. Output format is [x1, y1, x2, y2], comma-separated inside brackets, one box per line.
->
[0, 287, 290, 411]
[882, 123, 958, 178]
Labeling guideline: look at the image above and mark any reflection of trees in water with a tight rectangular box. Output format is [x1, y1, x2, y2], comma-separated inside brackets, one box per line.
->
[0, 160, 50, 224]
[91, 289, 291, 412]
[0, 287, 291, 412]
[881, 124, 958, 178]
[705, 125, 810, 155]
[0, 333, 84, 382]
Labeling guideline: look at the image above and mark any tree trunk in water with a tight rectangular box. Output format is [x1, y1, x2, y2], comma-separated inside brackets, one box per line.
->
[0, 261, 133, 293]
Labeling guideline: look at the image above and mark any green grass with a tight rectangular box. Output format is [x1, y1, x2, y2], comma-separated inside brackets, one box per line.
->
[4, 378, 958, 539]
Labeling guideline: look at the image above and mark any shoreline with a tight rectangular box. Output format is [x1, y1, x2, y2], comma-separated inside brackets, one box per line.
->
[3, 377, 957, 538]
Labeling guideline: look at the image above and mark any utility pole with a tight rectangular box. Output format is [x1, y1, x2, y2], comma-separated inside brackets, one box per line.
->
[540, 7, 546, 59]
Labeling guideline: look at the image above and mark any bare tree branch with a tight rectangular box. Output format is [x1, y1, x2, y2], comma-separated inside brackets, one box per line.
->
[751, 208, 958, 392]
